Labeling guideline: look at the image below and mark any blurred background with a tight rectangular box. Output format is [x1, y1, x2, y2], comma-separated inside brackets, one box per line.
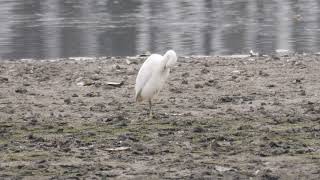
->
[0, 0, 319, 59]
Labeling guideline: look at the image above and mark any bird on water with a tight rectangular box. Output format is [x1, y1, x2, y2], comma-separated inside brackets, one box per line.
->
[135, 50, 178, 118]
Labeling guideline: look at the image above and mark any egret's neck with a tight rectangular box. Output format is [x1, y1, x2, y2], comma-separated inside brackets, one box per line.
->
[163, 51, 177, 69]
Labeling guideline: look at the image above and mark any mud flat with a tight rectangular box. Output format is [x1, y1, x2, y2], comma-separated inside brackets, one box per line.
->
[0, 54, 320, 179]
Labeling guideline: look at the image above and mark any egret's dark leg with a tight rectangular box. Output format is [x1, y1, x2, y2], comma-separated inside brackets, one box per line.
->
[149, 99, 153, 119]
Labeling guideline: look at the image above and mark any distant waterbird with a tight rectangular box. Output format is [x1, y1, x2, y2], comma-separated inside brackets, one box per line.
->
[135, 50, 178, 118]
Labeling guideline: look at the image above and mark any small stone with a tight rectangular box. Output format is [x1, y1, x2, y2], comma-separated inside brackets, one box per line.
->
[293, 79, 302, 84]
[76, 82, 84, 86]
[28, 134, 35, 140]
[232, 70, 241, 74]
[195, 84, 203, 89]
[215, 165, 233, 172]
[266, 84, 276, 88]
[259, 70, 269, 77]
[170, 88, 182, 93]
[162, 105, 168, 108]
[84, 92, 100, 97]
[307, 101, 314, 105]
[17, 165, 24, 169]
[182, 79, 188, 84]
[37, 159, 47, 164]
[300, 90, 306, 96]
[87, 132, 96, 136]
[272, 101, 281, 105]
[218, 96, 233, 103]
[115, 64, 121, 69]
[83, 80, 95, 86]
[64, 98, 71, 104]
[201, 68, 210, 74]
[205, 79, 217, 87]
[77, 80, 94, 86]
[106, 81, 124, 87]
[193, 126, 206, 133]
[0, 76, 8, 83]
[182, 72, 190, 77]
[90, 103, 107, 112]
[15, 88, 28, 94]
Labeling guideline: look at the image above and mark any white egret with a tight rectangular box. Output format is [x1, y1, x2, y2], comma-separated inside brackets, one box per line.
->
[135, 50, 178, 118]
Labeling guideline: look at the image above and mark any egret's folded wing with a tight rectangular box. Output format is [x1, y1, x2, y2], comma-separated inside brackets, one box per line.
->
[135, 65, 152, 101]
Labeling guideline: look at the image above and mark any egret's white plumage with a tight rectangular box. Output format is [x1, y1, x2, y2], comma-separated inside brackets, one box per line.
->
[135, 50, 177, 118]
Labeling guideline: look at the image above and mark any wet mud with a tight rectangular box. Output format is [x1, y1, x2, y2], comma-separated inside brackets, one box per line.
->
[0, 54, 320, 179]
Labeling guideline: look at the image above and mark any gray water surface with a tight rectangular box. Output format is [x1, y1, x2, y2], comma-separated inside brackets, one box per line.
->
[1, 0, 320, 59]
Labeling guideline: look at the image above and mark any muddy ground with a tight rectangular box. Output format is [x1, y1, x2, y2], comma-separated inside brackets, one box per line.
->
[0, 54, 320, 179]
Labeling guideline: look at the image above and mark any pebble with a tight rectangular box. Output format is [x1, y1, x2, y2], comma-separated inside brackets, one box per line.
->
[300, 90, 306, 96]
[90, 103, 108, 112]
[194, 84, 203, 89]
[232, 70, 241, 74]
[84, 92, 101, 97]
[64, 98, 71, 104]
[259, 70, 269, 77]
[266, 84, 276, 88]
[15, 87, 28, 94]
[77, 80, 94, 86]
[182, 79, 188, 84]
[181, 72, 190, 77]
[0, 76, 8, 82]
[218, 96, 234, 103]
[106, 81, 124, 87]
[215, 165, 234, 172]
[193, 126, 206, 133]
[201, 68, 210, 74]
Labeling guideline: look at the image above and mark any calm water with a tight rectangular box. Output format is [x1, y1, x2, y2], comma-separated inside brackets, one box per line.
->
[0, 0, 320, 59]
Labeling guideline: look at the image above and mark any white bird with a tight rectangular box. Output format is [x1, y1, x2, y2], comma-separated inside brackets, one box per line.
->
[135, 50, 178, 118]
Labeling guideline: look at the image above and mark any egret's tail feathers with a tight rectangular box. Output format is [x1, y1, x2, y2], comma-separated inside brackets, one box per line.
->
[135, 90, 143, 102]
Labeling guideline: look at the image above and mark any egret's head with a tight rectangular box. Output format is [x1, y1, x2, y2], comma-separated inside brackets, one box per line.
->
[164, 50, 177, 68]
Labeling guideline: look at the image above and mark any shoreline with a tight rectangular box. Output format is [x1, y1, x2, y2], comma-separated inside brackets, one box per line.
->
[0, 54, 320, 179]
[3, 50, 319, 62]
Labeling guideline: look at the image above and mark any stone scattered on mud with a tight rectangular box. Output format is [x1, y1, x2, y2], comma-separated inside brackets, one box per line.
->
[15, 87, 28, 94]
[0, 76, 8, 82]
[90, 103, 108, 112]
[106, 81, 124, 87]
[214, 165, 235, 172]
